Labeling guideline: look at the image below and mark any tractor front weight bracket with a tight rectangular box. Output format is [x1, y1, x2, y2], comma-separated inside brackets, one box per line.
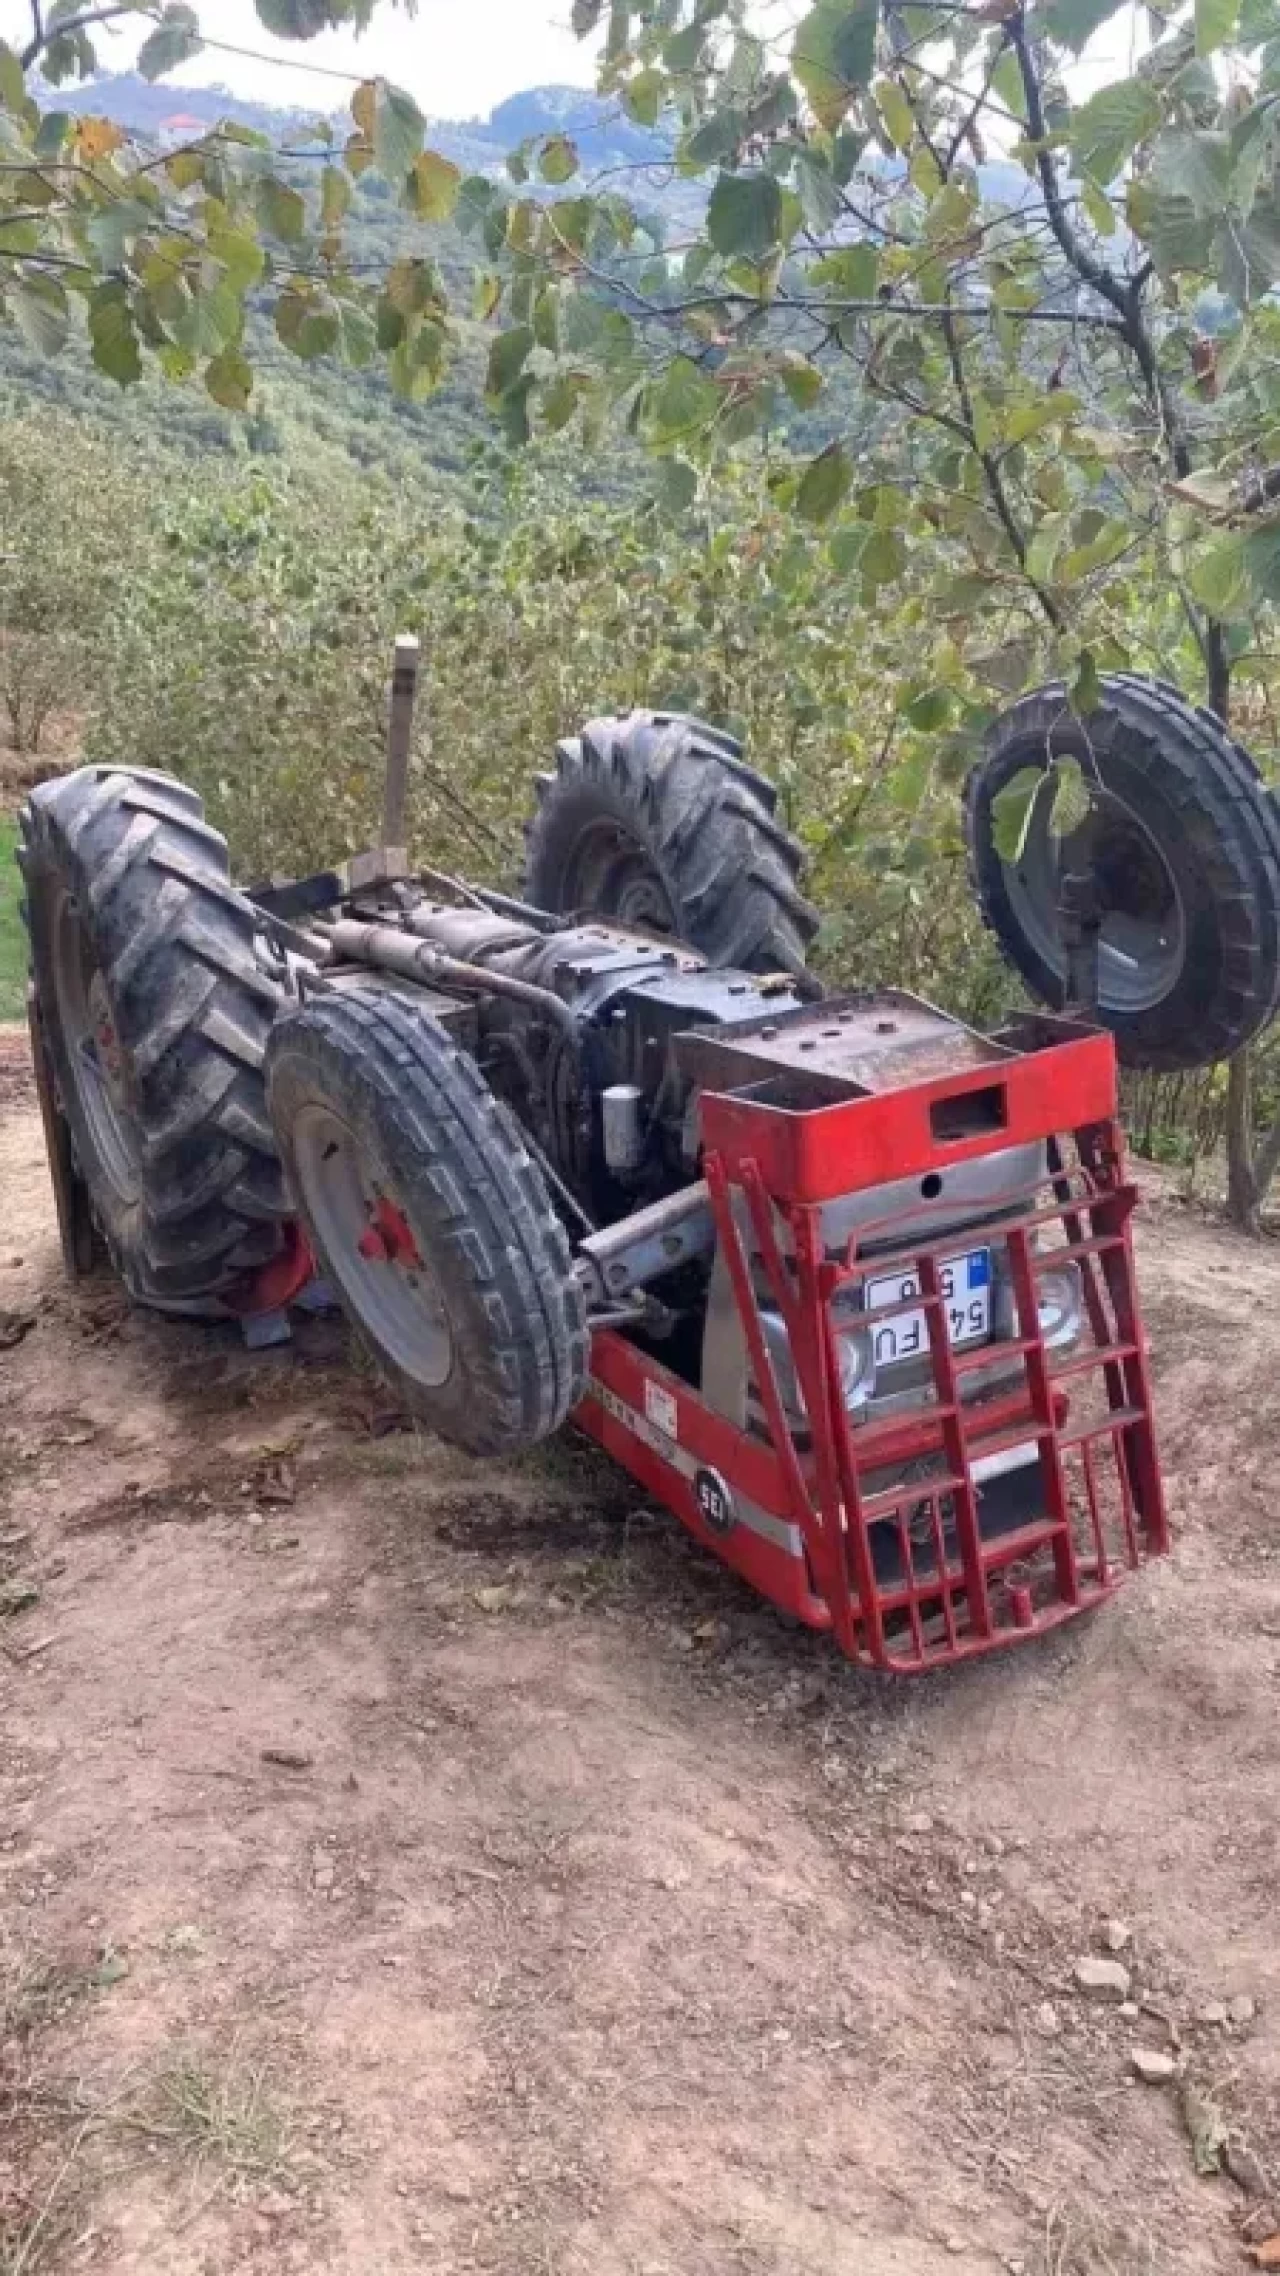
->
[573, 1010, 1167, 1674]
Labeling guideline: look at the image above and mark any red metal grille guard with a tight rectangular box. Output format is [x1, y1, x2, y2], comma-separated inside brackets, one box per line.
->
[579, 1017, 1168, 1672]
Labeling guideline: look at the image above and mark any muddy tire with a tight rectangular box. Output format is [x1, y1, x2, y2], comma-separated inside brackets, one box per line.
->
[265, 988, 588, 1456]
[19, 765, 289, 1311]
[964, 675, 1280, 1072]
[524, 711, 819, 976]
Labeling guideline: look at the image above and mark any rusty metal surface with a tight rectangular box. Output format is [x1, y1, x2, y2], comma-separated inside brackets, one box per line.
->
[675, 989, 1011, 1103]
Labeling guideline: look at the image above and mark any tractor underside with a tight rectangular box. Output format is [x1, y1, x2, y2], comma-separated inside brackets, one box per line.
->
[23, 676, 1280, 1671]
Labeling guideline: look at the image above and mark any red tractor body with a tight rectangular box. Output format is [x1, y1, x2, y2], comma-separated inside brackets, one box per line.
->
[578, 1003, 1165, 1671]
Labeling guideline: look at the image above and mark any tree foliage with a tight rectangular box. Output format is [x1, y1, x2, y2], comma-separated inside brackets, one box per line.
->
[12, 0, 1280, 1216]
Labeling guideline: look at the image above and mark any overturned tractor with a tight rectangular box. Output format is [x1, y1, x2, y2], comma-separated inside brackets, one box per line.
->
[19, 674, 1280, 1670]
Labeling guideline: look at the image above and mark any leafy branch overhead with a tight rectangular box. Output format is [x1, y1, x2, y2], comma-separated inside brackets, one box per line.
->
[9, 0, 1280, 696]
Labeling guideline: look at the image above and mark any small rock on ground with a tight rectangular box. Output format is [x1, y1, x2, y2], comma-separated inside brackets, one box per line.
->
[1074, 1955, 1131, 2000]
[1131, 2047, 1177, 2084]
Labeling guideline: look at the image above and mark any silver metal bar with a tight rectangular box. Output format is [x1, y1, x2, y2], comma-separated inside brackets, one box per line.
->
[323, 916, 579, 1038]
[575, 1180, 716, 1301]
[383, 633, 420, 850]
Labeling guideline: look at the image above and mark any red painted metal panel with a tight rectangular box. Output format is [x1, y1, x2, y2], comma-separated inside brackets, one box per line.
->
[577, 1022, 1166, 1672]
[698, 1029, 1117, 1202]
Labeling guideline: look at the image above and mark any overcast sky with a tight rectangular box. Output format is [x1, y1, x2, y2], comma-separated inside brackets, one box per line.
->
[0, 0, 1147, 127]
[0, 1, 599, 120]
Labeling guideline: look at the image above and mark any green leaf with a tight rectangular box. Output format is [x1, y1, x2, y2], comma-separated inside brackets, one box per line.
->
[1219, 186, 1280, 299]
[485, 323, 534, 399]
[256, 176, 306, 242]
[707, 170, 783, 260]
[1070, 650, 1102, 717]
[374, 79, 425, 182]
[406, 148, 461, 219]
[88, 281, 141, 385]
[876, 78, 914, 153]
[386, 256, 443, 314]
[683, 109, 746, 170]
[794, 149, 840, 234]
[813, 241, 880, 298]
[339, 303, 377, 366]
[904, 686, 952, 731]
[792, 0, 878, 130]
[542, 369, 588, 431]
[1196, 0, 1240, 54]
[1005, 393, 1079, 442]
[1188, 533, 1250, 616]
[1081, 176, 1115, 235]
[539, 133, 579, 184]
[1150, 127, 1231, 215]
[137, 3, 203, 81]
[533, 283, 559, 352]
[1045, 0, 1126, 52]
[1051, 757, 1094, 833]
[321, 164, 351, 228]
[649, 353, 719, 443]
[275, 283, 339, 358]
[390, 317, 447, 400]
[34, 111, 70, 158]
[990, 771, 1044, 862]
[623, 67, 666, 126]
[9, 274, 68, 356]
[861, 526, 906, 592]
[1127, 181, 1215, 274]
[208, 220, 265, 295]
[796, 440, 853, 522]
[0, 40, 24, 112]
[659, 455, 699, 513]
[1070, 78, 1162, 183]
[205, 345, 252, 410]
[780, 353, 823, 408]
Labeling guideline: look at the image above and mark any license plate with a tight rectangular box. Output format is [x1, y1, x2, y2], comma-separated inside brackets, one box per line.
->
[865, 1248, 991, 1368]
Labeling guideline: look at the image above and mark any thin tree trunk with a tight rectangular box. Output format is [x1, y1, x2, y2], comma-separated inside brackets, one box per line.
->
[1226, 1053, 1260, 1233]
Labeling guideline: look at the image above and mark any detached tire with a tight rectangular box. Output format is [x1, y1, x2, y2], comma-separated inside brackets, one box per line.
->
[524, 711, 819, 975]
[265, 989, 588, 1457]
[964, 675, 1280, 1072]
[20, 765, 289, 1310]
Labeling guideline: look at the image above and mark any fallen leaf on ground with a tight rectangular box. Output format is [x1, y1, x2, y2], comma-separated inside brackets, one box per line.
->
[1246, 2239, 1280, 2268]
[0, 1579, 40, 1617]
[475, 1584, 520, 1613]
[1181, 2080, 1229, 2175]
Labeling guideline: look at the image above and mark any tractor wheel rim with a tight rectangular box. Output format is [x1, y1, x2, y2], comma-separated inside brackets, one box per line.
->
[562, 820, 677, 935]
[291, 1104, 454, 1389]
[50, 886, 141, 1206]
[998, 768, 1187, 1014]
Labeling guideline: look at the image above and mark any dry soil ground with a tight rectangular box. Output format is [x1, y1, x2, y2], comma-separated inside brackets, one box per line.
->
[3, 1019, 1280, 2276]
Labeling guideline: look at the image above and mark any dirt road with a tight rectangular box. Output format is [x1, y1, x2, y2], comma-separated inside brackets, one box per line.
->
[2, 1017, 1279, 2276]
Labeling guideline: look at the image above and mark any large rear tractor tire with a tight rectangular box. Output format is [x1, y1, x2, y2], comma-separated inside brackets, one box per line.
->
[19, 766, 290, 1311]
[524, 711, 819, 976]
[964, 675, 1280, 1072]
[265, 988, 588, 1457]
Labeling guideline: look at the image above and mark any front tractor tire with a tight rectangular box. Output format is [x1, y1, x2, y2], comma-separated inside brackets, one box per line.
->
[265, 989, 588, 1457]
[20, 766, 291, 1312]
[524, 711, 819, 977]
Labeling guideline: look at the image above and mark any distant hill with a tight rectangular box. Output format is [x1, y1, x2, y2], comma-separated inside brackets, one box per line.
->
[43, 70, 672, 184]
